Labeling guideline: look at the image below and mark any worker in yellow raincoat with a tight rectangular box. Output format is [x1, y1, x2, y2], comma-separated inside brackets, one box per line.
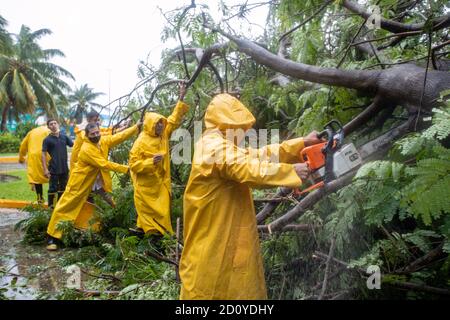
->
[70, 110, 130, 207]
[179, 93, 323, 299]
[70, 110, 129, 170]
[129, 83, 188, 237]
[19, 124, 50, 203]
[46, 121, 141, 250]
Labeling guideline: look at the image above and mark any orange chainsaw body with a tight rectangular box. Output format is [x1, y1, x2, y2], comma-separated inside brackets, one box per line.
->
[294, 142, 327, 196]
[300, 142, 327, 170]
[295, 120, 345, 197]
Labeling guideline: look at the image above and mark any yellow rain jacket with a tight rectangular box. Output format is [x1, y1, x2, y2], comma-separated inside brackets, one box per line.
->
[47, 125, 138, 239]
[19, 126, 50, 185]
[70, 125, 112, 170]
[180, 94, 306, 300]
[129, 101, 189, 235]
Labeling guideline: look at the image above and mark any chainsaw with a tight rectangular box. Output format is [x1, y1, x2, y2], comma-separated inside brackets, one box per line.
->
[294, 120, 362, 196]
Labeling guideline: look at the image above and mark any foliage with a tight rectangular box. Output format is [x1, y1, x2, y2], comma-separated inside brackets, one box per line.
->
[323, 105, 450, 298]
[260, 103, 449, 299]
[14, 205, 52, 244]
[67, 84, 104, 124]
[0, 132, 20, 152]
[95, 185, 137, 239]
[16, 184, 180, 300]
[15, 120, 37, 139]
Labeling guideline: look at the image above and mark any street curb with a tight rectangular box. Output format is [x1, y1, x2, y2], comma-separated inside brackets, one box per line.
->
[0, 156, 19, 163]
[0, 199, 48, 209]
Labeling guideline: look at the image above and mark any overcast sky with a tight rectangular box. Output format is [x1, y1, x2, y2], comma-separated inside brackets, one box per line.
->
[1, 0, 195, 109]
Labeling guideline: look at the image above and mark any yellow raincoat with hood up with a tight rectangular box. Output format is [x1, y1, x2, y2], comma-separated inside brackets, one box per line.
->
[129, 101, 189, 235]
[180, 94, 307, 300]
[47, 125, 139, 239]
[19, 125, 50, 185]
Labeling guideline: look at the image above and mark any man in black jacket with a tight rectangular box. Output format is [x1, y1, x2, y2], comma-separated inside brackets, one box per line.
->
[42, 119, 74, 208]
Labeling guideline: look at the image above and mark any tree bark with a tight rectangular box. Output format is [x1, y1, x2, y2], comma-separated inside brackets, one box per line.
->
[342, 0, 450, 33]
[212, 29, 450, 110]
[213, 28, 380, 92]
[256, 187, 292, 224]
[1, 105, 9, 132]
[258, 224, 313, 233]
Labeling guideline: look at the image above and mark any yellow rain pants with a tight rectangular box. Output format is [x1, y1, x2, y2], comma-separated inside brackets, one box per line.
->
[47, 125, 138, 239]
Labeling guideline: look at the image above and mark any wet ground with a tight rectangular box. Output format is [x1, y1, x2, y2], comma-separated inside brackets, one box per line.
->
[0, 174, 21, 183]
[0, 208, 68, 300]
[0, 163, 26, 171]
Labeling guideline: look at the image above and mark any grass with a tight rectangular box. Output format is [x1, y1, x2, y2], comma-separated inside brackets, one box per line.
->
[0, 153, 19, 157]
[0, 169, 49, 201]
[1, 165, 120, 202]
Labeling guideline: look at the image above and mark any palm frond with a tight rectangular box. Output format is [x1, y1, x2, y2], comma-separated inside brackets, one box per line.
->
[0, 71, 12, 104]
[19, 72, 36, 109]
[43, 48, 66, 59]
[11, 69, 28, 109]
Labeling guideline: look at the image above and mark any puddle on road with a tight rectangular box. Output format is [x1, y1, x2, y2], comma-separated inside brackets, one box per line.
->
[0, 209, 69, 300]
[0, 174, 20, 183]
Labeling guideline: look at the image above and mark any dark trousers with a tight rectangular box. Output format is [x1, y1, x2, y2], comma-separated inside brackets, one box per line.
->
[34, 184, 43, 202]
[48, 172, 68, 208]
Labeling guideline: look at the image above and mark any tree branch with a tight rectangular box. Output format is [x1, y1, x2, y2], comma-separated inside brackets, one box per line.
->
[267, 171, 356, 233]
[144, 250, 178, 266]
[431, 40, 450, 70]
[258, 224, 314, 233]
[396, 242, 445, 274]
[387, 280, 450, 296]
[343, 96, 384, 135]
[256, 187, 292, 224]
[279, 0, 333, 43]
[351, 30, 422, 48]
[318, 235, 337, 300]
[207, 26, 380, 92]
[342, 0, 450, 33]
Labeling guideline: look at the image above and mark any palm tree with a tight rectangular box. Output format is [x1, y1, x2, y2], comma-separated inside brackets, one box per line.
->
[0, 15, 13, 56]
[0, 24, 74, 131]
[68, 84, 104, 124]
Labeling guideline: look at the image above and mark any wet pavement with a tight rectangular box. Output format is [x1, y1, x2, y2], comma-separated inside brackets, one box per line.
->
[0, 208, 67, 300]
[0, 162, 26, 171]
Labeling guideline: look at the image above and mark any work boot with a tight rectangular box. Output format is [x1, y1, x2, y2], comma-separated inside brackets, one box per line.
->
[48, 193, 56, 209]
[46, 235, 58, 251]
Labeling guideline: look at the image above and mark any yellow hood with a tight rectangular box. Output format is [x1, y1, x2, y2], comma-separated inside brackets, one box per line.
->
[204, 94, 256, 131]
[143, 112, 167, 136]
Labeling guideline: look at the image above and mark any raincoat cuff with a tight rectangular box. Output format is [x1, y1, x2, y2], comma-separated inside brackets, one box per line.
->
[176, 100, 189, 112]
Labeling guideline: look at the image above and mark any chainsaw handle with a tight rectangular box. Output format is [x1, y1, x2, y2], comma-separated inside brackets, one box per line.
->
[318, 119, 344, 150]
[317, 130, 329, 140]
[324, 120, 343, 133]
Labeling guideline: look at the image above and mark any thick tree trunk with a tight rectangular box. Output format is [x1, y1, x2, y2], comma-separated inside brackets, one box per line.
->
[213, 30, 450, 111]
[1, 106, 9, 132]
[214, 28, 380, 92]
